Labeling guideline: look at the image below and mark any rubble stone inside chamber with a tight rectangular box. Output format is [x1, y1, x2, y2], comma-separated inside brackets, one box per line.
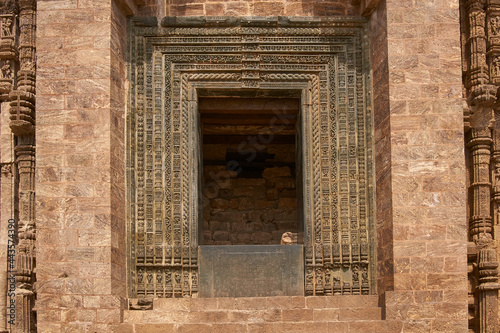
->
[199, 97, 301, 245]
[202, 144, 298, 245]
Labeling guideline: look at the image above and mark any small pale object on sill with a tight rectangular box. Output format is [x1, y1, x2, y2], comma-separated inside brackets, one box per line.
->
[281, 232, 297, 245]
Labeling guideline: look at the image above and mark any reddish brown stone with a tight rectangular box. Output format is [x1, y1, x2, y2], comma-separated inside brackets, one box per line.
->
[251, 2, 284, 16]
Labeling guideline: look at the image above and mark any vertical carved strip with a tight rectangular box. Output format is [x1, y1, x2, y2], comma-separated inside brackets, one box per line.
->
[9, 0, 34, 136]
[164, 58, 173, 297]
[356, 32, 370, 294]
[329, 57, 341, 285]
[0, 6, 17, 101]
[466, 0, 496, 103]
[145, 44, 154, 273]
[127, 22, 137, 298]
[467, 125, 500, 333]
[311, 74, 324, 296]
[305, 245, 314, 296]
[486, 11, 500, 321]
[338, 52, 351, 290]
[241, 34, 260, 89]
[487, 0, 500, 85]
[180, 74, 189, 254]
[181, 74, 190, 299]
[477, 239, 500, 333]
[172, 70, 182, 286]
[135, 35, 146, 296]
[492, 141, 500, 225]
[347, 44, 360, 289]
[13, 142, 35, 333]
[153, 53, 163, 296]
[6, 0, 36, 331]
[0, 2, 17, 331]
[467, 128, 493, 240]
[464, 0, 500, 330]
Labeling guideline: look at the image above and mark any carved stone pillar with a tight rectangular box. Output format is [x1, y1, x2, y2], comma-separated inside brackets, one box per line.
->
[492, 146, 500, 225]
[6, 0, 36, 331]
[477, 237, 500, 333]
[12, 142, 34, 333]
[0, 0, 17, 102]
[466, 124, 500, 333]
[487, 0, 500, 84]
[467, 128, 493, 241]
[0, 159, 14, 333]
[466, 0, 498, 104]
[9, 0, 34, 136]
[0, 1, 18, 332]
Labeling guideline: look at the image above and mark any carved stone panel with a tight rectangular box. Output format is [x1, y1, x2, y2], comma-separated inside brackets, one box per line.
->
[127, 16, 375, 297]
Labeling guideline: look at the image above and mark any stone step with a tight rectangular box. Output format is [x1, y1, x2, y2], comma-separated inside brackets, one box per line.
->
[126, 320, 403, 333]
[125, 306, 382, 324]
[151, 295, 379, 312]
[124, 296, 383, 325]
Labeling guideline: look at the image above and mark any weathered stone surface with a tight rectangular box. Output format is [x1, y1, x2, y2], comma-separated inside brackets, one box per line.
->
[203, 142, 298, 245]
[262, 166, 291, 179]
[199, 245, 304, 298]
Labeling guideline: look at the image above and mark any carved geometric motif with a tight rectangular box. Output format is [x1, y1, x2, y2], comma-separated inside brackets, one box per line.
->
[128, 16, 375, 297]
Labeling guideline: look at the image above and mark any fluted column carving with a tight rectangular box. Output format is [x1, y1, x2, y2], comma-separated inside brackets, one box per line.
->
[487, 0, 500, 84]
[468, 128, 493, 240]
[0, 0, 18, 102]
[463, 0, 500, 330]
[466, 0, 498, 104]
[12, 142, 34, 333]
[477, 237, 500, 333]
[9, 0, 34, 136]
[1, 0, 36, 331]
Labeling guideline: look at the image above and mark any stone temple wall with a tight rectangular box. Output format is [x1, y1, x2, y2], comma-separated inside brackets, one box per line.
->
[2, 0, 471, 331]
[162, 0, 355, 17]
[375, 0, 468, 330]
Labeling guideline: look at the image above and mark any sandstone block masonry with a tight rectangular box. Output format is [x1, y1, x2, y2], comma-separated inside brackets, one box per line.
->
[36, 0, 128, 331]
[28, 0, 471, 332]
[378, 0, 469, 331]
[203, 142, 298, 245]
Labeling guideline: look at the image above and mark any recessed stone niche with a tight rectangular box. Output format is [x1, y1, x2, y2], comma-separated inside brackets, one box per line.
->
[199, 97, 301, 245]
[128, 16, 375, 297]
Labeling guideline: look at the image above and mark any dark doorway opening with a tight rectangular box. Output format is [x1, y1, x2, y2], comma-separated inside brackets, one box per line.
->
[199, 97, 302, 245]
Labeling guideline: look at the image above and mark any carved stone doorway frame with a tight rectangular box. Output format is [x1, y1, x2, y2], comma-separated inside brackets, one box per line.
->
[127, 16, 375, 298]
